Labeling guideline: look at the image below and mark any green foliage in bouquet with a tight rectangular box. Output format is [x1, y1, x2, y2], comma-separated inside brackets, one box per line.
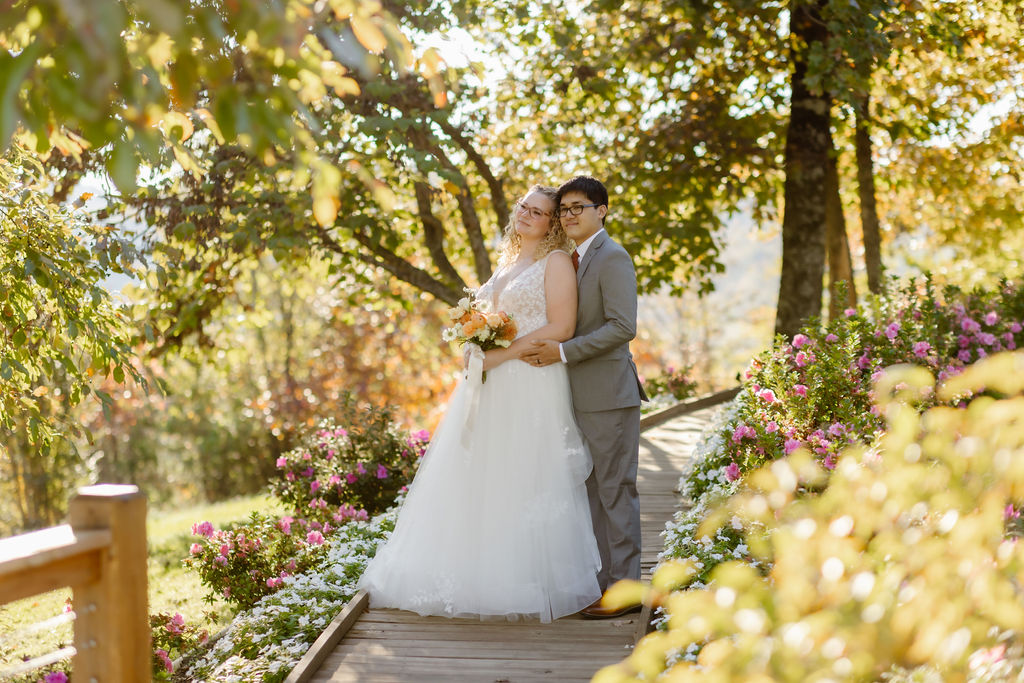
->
[600, 353, 1024, 681]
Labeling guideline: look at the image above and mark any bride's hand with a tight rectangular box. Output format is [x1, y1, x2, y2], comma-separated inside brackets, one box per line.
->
[482, 347, 509, 372]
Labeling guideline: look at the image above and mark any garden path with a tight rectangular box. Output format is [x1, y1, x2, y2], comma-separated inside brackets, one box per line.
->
[292, 397, 731, 683]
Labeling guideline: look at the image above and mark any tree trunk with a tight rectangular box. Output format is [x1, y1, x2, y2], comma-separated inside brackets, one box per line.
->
[826, 146, 857, 322]
[855, 94, 883, 294]
[775, 0, 832, 339]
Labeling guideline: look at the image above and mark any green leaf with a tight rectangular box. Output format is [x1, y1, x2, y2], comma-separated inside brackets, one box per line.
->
[12, 329, 26, 347]
[108, 140, 138, 193]
[113, 365, 125, 383]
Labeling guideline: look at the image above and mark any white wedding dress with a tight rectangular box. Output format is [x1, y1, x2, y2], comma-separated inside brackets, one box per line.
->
[357, 252, 602, 623]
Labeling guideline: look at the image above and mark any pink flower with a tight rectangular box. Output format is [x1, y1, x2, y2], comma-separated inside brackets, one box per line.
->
[191, 521, 214, 537]
[356, 462, 366, 475]
[828, 422, 845, 437]
[793, 384, 808, 398]
[1004, 504, 1020, 520]
[823, 453, 836, 470]
[912, 341, 931, 358]
[857, 353, 872, 370]
[306, 530, 325, 545]
[167, 613, 185, 634]
[302, 467, 314, 477]
[958, 349, 972, 362]
[219, 544, 230, 557]
[784, 439, 801, 454]
[961, 317, 980, 333]
[44, 673, 68, 683]
[985, 311, 999, 325]
[724, 462, 741, 482]
[766, 421, 778, 433]
[335, 427, 349, 437]
[346, 472, 358, 484]
[794, 351, 809, 367]
[327, 449, 336, 459]
[1011, 322, 1022, 334]
[310, 480, 321, 493]
[759, 389, 776, 403]
[792, 334, 810, 348]
[413, 429, 430, 441]
[844, 308, 856, 317]
[328, 474, 341, 485]
[355, 509, 369, 521]
[278, 517, 293, 534]
[302, 452, 312, 461]
[376, 464, 388, 479]
[267, 577, 283, 588]
[189, 543, 203, 555]
[156, 649, 173, 673]
[285, 471, 296, 481]
[885, 322, 900, 340]
[275, 456, 287, 468]
[214, 555, 228, 566]
[979, 332, 997, 346]
[825, 333, 839, 343]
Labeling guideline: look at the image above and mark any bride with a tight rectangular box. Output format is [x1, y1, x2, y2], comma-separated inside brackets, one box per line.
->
[357, 185, 602, 623]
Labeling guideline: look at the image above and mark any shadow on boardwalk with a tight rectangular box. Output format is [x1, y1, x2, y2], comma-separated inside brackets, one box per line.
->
[292, 397, 730, 682]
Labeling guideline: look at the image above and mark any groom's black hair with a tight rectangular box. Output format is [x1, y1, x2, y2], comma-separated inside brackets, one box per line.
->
[557, 175, 609, 225]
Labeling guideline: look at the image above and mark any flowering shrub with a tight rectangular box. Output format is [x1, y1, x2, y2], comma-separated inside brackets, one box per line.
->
[270, 415, 429, 520]
[687, 279, 1024, 503]
[150, 611, 208, 679]
[643, 365, 699, 402]
[600, 354, 1024, 681]
[186, 397, 428, 608]
[180, 508, 396, 682]
[184, 513, 336, 609]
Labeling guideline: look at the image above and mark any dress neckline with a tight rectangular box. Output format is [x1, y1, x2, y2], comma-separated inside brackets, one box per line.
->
[490, 256, 544, 306]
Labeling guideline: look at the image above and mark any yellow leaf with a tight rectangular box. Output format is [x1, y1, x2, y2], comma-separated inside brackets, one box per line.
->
[350, 16, 387, 53]
[195, 108, 225, 144]
[602, 579, 647, 610]
[161, 111, 194, 142]
[651, 559, 698, 592]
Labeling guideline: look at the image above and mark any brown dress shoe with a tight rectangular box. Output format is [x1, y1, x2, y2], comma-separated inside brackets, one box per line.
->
[579, 601, 643, 619]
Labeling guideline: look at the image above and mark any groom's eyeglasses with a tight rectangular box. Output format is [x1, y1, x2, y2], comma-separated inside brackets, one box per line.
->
[515, 201, 550, 219]
[558, 203, 601, 218]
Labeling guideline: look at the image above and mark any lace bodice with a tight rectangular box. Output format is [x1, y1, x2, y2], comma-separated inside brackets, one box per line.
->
[476, 254, 555, 338]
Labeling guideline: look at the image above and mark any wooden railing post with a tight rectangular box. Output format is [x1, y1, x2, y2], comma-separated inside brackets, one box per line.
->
[69, 484, 150, 682]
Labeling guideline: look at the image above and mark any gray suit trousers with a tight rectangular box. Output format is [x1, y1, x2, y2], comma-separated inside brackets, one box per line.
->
[576, 406, 642, 590]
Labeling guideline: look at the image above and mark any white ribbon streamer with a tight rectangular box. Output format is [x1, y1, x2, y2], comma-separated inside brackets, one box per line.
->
[461, 344, 485, 449]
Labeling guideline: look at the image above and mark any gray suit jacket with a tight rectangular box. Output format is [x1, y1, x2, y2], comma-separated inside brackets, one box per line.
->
[562, 230, 648, 412]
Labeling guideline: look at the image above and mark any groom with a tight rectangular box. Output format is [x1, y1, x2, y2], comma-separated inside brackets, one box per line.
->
[520, 175, 647, 618]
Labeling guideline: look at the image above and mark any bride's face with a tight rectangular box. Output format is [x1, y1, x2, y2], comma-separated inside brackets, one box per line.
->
[514, 191, 554, 241]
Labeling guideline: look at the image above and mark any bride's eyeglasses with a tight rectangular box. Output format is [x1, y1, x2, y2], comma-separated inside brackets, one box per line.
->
[557, 203, 601, 218]
[514, 201, 550, 220]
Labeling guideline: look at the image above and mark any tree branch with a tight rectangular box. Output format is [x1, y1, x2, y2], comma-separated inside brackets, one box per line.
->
[312, 223, 465, 305]
[413, 181, 467, 288]
[438, 118, 510, 237]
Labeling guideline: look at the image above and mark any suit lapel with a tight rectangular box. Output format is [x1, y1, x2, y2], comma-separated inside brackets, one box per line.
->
[576, 230, 608, 284]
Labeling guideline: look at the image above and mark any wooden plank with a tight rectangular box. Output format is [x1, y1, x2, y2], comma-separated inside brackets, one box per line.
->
[0, 526, 111, 578]
[639, 387, 739, 430]
[0, 550, 102, 605]
[285, 590, 368, 683]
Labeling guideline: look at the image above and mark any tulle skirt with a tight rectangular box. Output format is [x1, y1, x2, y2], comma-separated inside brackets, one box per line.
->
[357, 357, 602, 623]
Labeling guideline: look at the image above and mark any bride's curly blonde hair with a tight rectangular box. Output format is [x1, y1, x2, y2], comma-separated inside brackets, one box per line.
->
[497, 185, 573, 266]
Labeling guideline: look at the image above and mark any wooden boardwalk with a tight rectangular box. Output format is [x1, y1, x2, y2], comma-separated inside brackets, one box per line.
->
[294, 400, 726, 683]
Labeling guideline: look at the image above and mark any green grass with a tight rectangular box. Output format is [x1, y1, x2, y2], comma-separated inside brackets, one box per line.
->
[0, 493, 281, 675]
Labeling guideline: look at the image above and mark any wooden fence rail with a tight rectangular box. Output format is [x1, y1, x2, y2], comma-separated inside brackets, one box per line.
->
[0, 484, 151, 682]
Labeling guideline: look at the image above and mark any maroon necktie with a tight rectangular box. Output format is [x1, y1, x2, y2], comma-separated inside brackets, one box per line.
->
[571, 249, 580, 271]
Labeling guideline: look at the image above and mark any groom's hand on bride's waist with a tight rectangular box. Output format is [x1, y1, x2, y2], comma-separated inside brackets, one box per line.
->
[520, 339, 561, 367]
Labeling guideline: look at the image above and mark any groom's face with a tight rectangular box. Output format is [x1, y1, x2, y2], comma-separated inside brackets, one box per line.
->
[559, 191, 606, 244]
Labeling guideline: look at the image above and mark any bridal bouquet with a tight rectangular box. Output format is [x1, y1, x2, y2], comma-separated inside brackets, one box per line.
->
[442, 294, 517, 351]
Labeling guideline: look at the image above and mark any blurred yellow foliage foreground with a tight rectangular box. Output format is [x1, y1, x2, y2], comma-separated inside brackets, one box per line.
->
[599, 351, 1024, 682]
